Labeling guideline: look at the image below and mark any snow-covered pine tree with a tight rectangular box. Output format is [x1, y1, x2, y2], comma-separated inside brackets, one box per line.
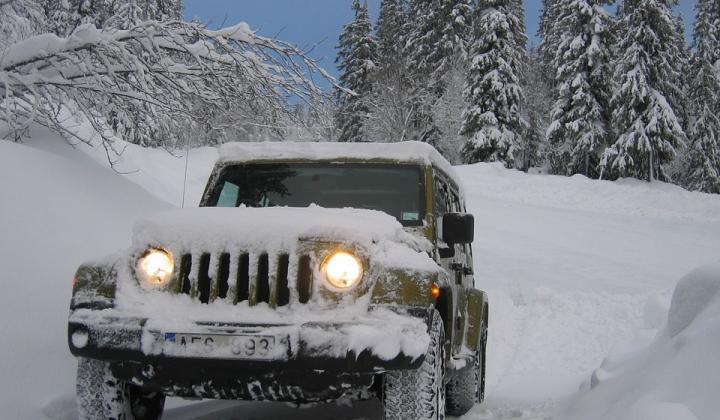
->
[684, 0, 720, 193]
[364, 0, 415, 142]
[546, 0, 613, 178]
[601, 0, 687, 182]
[404, 0, 473, 149]
[376, 0, 407, 62]
[403, 0, 442, 146]
[335, 0, 378, 142]
[539, 0, 561, 81]
[431, 0, 473, 90]
[519, 45, 550, 171]
[461, 0, 527, 166]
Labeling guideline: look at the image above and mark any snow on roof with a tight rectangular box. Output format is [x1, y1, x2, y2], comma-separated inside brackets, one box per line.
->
[218, 141, 458, 180]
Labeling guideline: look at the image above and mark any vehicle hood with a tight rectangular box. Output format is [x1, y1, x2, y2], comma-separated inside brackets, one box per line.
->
[131, 206, 436, 271]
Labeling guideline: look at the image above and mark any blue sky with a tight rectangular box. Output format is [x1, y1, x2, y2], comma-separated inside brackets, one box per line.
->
[184, 1, 697, 79]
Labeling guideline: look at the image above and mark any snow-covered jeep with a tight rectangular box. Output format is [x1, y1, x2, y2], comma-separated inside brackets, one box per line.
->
[68, 141, 488, 419]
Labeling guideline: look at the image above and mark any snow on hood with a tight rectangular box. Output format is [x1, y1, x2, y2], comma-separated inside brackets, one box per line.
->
[132, 205, 435, 269]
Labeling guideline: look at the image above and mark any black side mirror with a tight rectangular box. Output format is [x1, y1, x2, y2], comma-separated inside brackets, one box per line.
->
[442, 213, 474, 245]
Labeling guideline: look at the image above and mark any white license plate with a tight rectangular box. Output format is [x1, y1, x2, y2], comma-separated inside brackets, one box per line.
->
[164, 333, 277, 360]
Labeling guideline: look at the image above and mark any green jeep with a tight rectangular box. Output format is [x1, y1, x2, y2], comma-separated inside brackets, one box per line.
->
[68, 141, 488, 419]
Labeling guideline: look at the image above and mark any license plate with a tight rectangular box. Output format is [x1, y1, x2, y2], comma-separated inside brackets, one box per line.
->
[164, 333, 277, 360]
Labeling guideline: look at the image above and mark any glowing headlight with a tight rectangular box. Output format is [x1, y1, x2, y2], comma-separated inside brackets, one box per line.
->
[321, 251, 363, 290]
[137, 248, 174, 287]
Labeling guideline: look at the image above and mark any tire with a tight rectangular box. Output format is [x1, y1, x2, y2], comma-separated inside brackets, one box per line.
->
[382, 310, 445, 420]
[76, 357, 165, 420]
[445, 325, 487, 416]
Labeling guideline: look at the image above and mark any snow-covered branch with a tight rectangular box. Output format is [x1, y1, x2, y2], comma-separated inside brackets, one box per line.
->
[0, 20, 332, 153]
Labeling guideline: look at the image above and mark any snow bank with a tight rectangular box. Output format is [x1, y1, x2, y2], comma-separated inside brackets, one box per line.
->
[566, 262, 720, 420]
[0, 139, 169, 419]
[456, 162, 720, 223]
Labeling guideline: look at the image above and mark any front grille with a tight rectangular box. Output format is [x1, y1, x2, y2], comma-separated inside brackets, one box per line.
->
[176, 252, 313, 306]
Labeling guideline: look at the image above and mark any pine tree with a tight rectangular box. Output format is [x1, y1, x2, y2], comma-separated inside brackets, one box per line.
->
[376, 0, 407, 62]
[365, 0, 413, 142]
[519, 45, 550, 171]
[404, 0, 443, 145]
[539, 0, 561, 81]
[432, 0, 473, 86]
[335, 0, 378, 142]
[461, 0, 527, 166]
[601, 0, 687, 182]
[685, 0, 720, 193]
[546, 0, 613, 178]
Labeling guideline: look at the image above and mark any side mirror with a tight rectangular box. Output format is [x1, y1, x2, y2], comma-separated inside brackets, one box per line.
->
[442, 213, 474, 245]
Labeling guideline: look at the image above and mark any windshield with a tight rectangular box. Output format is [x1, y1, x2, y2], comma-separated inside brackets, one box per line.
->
[205, 163, 425, 226]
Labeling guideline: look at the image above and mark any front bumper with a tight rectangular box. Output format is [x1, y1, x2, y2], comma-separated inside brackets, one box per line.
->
[68, 306, 432, 401]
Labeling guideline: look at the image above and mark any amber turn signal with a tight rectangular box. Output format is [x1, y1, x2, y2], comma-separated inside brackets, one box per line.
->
[431, 283, 441, 299]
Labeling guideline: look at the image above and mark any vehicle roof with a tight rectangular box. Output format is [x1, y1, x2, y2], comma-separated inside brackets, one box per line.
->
[217, 141, 459, 182]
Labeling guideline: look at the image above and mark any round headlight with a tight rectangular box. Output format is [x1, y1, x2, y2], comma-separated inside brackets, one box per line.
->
[137, 248, 174, 287]
[321, 251, 363, 290]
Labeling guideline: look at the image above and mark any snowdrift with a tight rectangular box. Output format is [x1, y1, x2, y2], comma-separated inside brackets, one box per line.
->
[567, 262, 720, 420]
[0, 139, 170, 419]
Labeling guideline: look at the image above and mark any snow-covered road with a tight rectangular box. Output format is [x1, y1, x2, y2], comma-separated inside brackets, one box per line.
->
[2, 135, 719, 419]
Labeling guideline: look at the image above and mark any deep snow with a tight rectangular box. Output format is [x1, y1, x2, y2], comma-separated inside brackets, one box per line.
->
[1, 130, 720, 419]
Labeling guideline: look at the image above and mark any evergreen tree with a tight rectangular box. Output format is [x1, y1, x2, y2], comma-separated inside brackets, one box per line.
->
[404, 0, 443, 145]
[432, 0, 473, 86]
[519, 45, 550, 171]
[376, 0, 407, 62]
[685, 0, 720, 193]
[601, 0, 687, 182]
[461, 0, 527, 166]
[539, 0, 561, 81]
[546, 0, 613, 178]
[335, 0, 378, 142]
[365, 0, 415, 142]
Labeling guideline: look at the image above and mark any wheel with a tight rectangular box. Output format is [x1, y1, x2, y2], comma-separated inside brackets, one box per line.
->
[76, 357, 165, 420]
[445, 324, 487, 416]
[382, 310, 445, 420]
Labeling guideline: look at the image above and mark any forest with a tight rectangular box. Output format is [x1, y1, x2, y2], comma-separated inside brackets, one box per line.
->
[1, 0, 719, 193]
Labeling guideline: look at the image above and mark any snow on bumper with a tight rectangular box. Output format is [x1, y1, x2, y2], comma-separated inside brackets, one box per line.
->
[68, 306, 432, 372]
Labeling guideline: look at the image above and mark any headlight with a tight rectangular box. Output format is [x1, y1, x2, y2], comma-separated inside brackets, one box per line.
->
[321, 251, 363, 290]
[137, 248, 174, 287]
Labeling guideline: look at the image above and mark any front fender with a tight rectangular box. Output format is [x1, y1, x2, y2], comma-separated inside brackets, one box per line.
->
[70, 261, 120, 310]
[369, 269, 450, 307]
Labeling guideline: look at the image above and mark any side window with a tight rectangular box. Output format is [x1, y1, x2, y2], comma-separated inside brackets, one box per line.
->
[434, 179, 448, 219]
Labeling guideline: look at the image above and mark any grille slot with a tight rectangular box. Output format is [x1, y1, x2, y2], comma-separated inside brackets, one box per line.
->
[277, 254, 290, 306]
[236, 253, 250, 303]
[177, 251, 299, 307]
[216, 253, 231, 299]
[256, 253, 270, 304]
[297, 255, 313, 304]
[197, 253, 211, 304]
[178, 254, 192, 294]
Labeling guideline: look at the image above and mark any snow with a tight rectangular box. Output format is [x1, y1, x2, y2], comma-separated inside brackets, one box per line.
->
[2, 130, 720, 419]
[0, 130, 170, 420]
[218, 140, 458, 183]
[132, 206, 431, 257]
[565, 262, 720, 420]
